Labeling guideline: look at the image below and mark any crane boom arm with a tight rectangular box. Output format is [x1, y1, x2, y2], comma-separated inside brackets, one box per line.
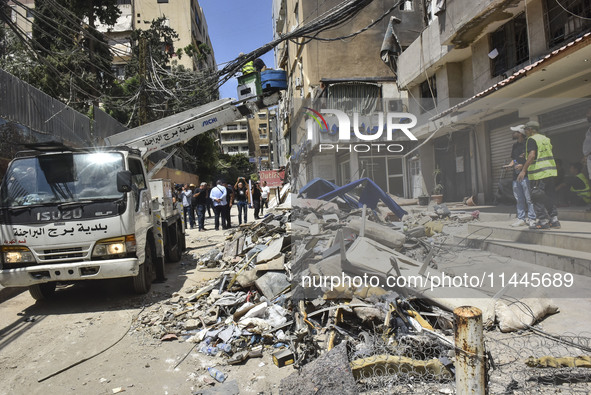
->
[104, 99, 254, 158]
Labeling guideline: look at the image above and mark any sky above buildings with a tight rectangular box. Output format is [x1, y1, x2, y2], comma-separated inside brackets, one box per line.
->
[200, 0, 276, 100]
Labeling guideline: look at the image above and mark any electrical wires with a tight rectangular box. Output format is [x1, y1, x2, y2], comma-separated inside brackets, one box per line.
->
[215, 0, 382, 88]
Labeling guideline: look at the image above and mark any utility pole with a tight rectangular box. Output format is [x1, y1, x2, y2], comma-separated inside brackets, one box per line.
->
[139, 36, 148, 126]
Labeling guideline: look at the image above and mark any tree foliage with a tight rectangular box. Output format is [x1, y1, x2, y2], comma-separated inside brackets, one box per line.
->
[216, 154, 256, 184]
[102, 17, 221, 181]
[29, 0, 120, 112]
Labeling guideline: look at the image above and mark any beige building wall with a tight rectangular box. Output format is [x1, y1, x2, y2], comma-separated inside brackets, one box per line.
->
[248, 109, 271, 169]
[135, 0, 193, 70]
[8, 0, 35, 36]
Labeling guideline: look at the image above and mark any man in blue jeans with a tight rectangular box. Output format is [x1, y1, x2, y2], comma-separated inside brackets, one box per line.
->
[233, 178, 250, 225]
[193, 182, 208, 231]
[181, 184, 196, 229]
[505, 125, 535, 227]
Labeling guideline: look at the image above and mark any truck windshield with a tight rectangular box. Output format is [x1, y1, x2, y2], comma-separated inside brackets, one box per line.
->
[0, 152, 125, 207]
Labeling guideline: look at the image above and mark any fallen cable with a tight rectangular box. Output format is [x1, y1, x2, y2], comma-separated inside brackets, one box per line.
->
[37, 307, 145, 383]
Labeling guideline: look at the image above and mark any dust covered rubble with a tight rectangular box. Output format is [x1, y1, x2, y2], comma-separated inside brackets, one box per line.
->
[129, 196, 556, 392]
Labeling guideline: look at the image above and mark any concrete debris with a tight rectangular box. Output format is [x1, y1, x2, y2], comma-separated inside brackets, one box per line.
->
[495, 298, 559, 332]
[129, 190, 553, 393]
[346, 218, 406, 250]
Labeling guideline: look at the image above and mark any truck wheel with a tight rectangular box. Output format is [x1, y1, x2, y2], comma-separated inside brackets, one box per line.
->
[165, 222, 184, 263]
[133, 241, 155, 294]
[29, 282, 56, 300]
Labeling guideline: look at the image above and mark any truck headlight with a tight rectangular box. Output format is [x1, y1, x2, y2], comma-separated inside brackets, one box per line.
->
[92, 235, 136, 258]
[2, 246, 35, 264]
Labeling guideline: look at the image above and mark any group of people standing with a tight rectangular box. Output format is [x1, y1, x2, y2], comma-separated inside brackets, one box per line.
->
[176, 178, 271, 232]
[506, 109, 591, 230]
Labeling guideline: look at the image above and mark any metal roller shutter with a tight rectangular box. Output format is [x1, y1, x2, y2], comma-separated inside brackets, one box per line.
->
[489, 127, 515, 197]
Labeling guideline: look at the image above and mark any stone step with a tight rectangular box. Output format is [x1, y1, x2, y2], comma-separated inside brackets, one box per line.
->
[466, 220, 591, 254]
[449, 206, 591, 223]
[453, 235, 591, 277]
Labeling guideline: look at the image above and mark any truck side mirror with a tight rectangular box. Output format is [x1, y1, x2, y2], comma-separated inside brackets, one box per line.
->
[117, 171, 133, 193]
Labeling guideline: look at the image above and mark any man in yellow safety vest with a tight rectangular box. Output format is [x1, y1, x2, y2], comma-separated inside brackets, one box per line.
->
[517, 121, 560, 230]
[240, 53, 266, 75]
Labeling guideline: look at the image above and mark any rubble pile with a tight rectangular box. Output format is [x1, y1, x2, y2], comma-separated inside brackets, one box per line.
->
[132, 187, 554, 393]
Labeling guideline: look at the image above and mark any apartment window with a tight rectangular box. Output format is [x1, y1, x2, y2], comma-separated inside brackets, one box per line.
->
[26, 9, 34, 18]
[117, 0, 131, 4]
[419, 76, 437, 113]
[545, 0, 591, 48]
[157, 0, 169, 3]
[294, 2, 299, 24]
[490, 13, 529, 77]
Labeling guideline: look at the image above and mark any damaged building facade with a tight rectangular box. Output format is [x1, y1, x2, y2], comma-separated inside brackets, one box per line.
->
[274, 0, 591, 203]
[272, 0, 425, 195]
[397, 0, 591, 203]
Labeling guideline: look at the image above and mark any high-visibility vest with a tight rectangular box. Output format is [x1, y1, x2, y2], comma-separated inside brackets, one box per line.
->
[526, 134, 557, 180]
[241, 61, 255, 75]
[570, 173, 591, 204]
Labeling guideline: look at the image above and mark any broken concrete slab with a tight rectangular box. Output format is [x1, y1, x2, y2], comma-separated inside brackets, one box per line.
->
[346, 218, 405, 250]
[345, 236, 496, 326]
[304, 213, 320, 224]
[236, 270, 258, 288]
[309, 223, 321, 235]
[255, 272, 290, 299]
[223, 239, 238, 259]
[256, 255, 285, 272]
[279, 342, 357, 395]
[256, 237, 285, 264]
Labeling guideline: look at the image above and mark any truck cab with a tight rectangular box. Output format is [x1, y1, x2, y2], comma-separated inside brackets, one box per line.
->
[0, 145, 174, 299]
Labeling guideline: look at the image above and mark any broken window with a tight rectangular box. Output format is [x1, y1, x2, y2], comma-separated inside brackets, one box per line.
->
[544, 0, 591, 48]
[490, 12, 529, 78]
[419, 76, 437, 113]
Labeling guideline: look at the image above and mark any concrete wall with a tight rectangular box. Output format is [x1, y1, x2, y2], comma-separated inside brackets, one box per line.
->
[461, 58, 474, 97]
[525, 0, 547, 58]
[471, 35, 496, 94]
[397, 17, 452, 88]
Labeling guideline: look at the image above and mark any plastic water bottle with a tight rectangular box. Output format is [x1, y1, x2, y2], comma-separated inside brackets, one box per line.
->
[218, 343, 232, 354]
[208, 367, 227, 383]
[200, 346, 218, 355]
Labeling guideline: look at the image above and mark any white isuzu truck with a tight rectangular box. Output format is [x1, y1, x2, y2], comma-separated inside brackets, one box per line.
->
[0, 96, 270, 299]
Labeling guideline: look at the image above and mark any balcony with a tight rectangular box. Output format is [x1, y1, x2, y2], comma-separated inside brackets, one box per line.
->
[221, 138, 248, 145]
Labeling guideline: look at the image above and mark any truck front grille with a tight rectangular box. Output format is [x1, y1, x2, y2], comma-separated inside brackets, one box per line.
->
[34, 245, 91, 263]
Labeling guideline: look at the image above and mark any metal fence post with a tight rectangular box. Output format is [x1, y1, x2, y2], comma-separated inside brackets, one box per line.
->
[454, 306, 486, 394]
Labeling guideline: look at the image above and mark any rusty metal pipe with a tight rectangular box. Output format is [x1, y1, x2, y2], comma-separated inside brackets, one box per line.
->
[454, 306, 486, 394]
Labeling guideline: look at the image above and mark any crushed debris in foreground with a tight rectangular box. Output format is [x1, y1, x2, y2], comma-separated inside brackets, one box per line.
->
[131, 184, 567, 394]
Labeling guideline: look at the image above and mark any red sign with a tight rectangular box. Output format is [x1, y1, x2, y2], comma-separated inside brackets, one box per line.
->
[259, 170, 285, 187]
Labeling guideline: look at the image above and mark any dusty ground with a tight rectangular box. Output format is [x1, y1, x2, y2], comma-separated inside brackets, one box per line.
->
[0, 207, 295, 395]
